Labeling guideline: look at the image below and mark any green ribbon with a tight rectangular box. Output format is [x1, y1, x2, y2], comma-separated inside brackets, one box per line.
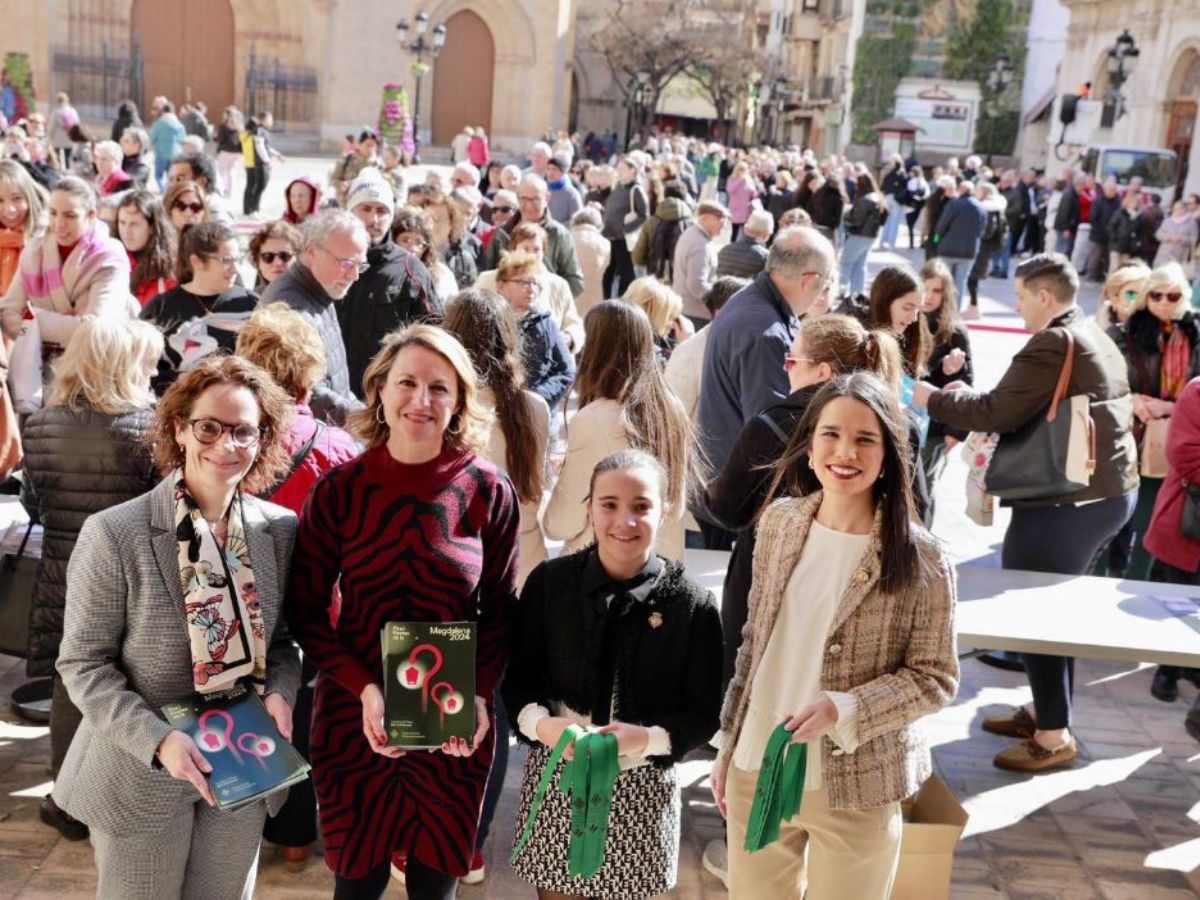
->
[511, 725, 621, 879]
[744, 723, 807, 853]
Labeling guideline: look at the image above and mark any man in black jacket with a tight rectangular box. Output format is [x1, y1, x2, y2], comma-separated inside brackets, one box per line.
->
[338, 176, 440, 399]
[1085, 178, 1121, 282]
[261, 210, 369, 425]
[1053, 174, 1081, 258]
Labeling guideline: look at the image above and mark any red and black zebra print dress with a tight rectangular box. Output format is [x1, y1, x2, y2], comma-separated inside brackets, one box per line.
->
[286, 442, 519, 879]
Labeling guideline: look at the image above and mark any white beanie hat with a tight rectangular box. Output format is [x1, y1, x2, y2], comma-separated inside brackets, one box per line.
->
[346, 169, 395, 212]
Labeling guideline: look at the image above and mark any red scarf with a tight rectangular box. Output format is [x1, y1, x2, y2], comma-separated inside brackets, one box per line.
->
[1160, 321, 1192, 400]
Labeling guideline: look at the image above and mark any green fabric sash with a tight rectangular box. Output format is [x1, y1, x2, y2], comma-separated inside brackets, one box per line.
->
[511, 725, 621, 879]
[744, 723, 807, 853]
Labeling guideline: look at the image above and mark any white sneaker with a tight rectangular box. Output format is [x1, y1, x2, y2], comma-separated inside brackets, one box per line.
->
[702, 838, 729, 888]
[962, 305, 982, 320]
[460, 854, 484, 888]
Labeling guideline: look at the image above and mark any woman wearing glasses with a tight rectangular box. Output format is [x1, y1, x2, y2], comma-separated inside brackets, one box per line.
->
[494, 249, 575, 409]
[286, 325, 519, 899]
[1097, 260, 1150, 330]
[50, 354, 301, 899]
[248, 219, 302, 291]
[163, 178, 208, 234]
[1107, 264, 1200, 584]
[140, 221, 258, 394]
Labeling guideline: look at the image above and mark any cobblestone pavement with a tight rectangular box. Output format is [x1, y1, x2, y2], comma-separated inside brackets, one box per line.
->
[1, 214, 1198, 898]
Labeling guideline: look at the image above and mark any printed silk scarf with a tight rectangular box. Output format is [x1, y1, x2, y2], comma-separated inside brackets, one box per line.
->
[174, 472, 266, 695]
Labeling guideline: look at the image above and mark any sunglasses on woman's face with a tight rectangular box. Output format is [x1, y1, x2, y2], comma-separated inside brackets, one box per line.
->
[259, 251, 294, 264]
[493, 205, 516, 215]
[1121, 288, 1140, 301]
[1149, 290, 1184, 303]
[173, 201, 204, 214]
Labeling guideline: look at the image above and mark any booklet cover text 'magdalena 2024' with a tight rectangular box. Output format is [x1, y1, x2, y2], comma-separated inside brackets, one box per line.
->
[382, 621, 476, 748]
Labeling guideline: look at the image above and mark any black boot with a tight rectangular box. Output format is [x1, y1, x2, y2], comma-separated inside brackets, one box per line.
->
[1152, 667, 1180, 703]
[39, 795, 89, 841]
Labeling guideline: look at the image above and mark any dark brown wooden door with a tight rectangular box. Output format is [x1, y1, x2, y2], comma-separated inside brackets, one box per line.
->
[431, 11, 494, 146]
[132, 0, 236, 116]
[1167, 101, 1197, 202]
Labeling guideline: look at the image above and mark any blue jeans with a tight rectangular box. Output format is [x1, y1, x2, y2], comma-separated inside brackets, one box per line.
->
[840, 234, 874, 296]
[882, 195, 903, 247]
[941, 256, 974, 310]
[990, 243, 1011, 277]
[1055, 232, 1074, 257]
[154, 154, 172, 187]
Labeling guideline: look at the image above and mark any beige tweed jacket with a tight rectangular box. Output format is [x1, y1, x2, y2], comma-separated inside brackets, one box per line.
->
[718, 491, 959, 810]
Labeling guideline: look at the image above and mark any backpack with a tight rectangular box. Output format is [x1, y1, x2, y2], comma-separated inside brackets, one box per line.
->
[649, 217, 687, 280]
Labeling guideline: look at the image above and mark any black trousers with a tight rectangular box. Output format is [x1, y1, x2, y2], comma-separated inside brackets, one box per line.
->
[243, 163, 269, 214]
[1001, 492, 1136, 730]
[333, 856, 457, 900]
[602, 238, 635, 299]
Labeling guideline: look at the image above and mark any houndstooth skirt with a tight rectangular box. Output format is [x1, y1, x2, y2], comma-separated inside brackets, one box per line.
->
[510, 742, 681, 899]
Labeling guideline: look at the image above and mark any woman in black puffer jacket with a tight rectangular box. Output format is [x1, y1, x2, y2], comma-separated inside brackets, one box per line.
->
[20, 318, 161, 836]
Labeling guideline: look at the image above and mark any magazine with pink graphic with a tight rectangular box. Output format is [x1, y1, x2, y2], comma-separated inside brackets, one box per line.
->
[381, 621, 476, 748]
[163, 684, 311, 811]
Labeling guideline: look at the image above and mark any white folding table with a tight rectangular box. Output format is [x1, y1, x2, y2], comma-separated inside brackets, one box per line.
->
[683, 549, 1200, 668]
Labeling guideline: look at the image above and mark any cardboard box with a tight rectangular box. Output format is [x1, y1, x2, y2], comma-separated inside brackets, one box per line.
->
[891, 774, 969, 900]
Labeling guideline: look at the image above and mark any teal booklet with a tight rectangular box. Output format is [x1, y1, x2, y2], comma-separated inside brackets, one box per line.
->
[162, 685, 311, 811]
[381, 621, 477, 748]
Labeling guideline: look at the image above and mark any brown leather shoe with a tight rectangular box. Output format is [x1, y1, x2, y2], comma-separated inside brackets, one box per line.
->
[279, 844, 310, 872]
[993, 737, 1078, 772]
[982, 706, 1036, 738]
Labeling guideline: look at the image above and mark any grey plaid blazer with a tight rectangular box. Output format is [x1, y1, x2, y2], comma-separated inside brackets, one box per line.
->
[52, 476, 302, 836]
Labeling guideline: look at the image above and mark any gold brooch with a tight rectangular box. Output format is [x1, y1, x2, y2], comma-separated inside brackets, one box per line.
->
[648, 612, 663, 629]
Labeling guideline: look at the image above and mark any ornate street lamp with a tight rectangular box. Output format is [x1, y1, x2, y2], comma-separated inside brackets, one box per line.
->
[1102, 29, 1139, 126]
[396, 11, 448, 161]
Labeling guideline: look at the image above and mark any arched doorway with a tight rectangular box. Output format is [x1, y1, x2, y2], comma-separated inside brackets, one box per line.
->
[1166, 51, 1200, 200]
[431, 11, 494, 146]
[132, 0, 236, 116]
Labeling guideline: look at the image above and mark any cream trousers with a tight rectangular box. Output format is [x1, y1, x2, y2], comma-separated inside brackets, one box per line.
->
[726, 762, 902, 899]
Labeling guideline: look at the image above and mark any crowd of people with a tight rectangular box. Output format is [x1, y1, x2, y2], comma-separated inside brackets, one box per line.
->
[0, 94, 1198, 900]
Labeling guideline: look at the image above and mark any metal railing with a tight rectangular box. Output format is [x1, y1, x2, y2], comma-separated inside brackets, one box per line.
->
[243, 45, 319, 133]
[50, 43, 143, 116]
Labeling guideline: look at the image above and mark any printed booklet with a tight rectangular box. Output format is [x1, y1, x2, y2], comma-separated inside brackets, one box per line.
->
[381, 620, 476, 748]
[162, 684, 311, 811]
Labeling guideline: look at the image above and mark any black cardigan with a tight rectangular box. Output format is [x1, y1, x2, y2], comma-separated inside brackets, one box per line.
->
[502, 549, 723, 765]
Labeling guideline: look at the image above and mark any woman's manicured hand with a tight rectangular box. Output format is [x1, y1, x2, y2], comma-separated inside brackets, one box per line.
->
[157, 730, 216, 806]
[783, 695, 839, 743]
[263, 692, 293, 742]
[360, 683, 405, 758]
[441, 696, 490, 757]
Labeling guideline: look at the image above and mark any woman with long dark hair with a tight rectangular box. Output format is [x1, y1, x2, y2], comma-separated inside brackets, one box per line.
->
[840, 172, 886, 296]
[867, 265, 932, 378]
[116, 190, 177, 306]
[918, 258, 973, 488]
[713, 372, 958, 898]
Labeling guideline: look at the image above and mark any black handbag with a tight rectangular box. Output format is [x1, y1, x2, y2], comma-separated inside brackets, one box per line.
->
[985, 330, 1097, 501]
[0, 522, 38, 659]
[1182, 483, 1200, 540]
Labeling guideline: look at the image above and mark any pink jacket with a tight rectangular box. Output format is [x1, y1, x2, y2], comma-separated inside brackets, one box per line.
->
[1145, 377, 1200, 572]
[727, 176, 758, 225]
